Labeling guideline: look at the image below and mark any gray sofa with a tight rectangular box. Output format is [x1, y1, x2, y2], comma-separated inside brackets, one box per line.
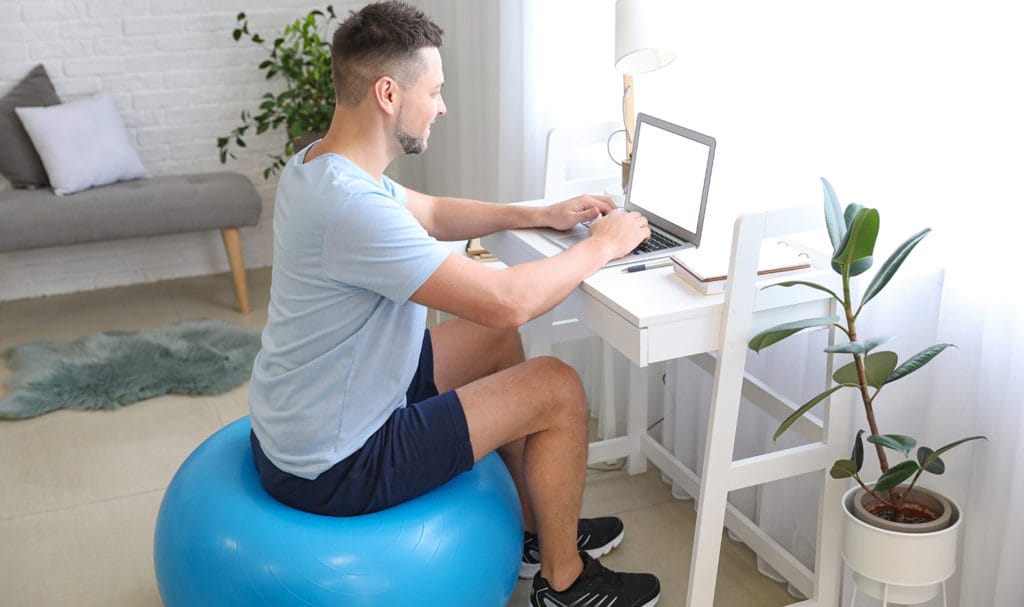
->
[0, 172, 263, 313]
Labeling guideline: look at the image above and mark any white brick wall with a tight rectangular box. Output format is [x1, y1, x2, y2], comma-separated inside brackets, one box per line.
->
[0, 1, 361, 302]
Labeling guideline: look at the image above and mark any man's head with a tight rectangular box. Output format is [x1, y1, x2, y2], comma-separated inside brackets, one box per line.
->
[332, 2, 446, 155]
[332, 2, 444, 103]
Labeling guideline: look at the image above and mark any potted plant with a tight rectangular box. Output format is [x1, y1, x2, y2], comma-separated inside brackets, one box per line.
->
[217, 6, 337, 179]
[748, 178, 985, 604]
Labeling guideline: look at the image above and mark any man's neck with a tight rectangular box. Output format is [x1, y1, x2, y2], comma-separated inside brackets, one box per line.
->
[306, 105, 395, 182]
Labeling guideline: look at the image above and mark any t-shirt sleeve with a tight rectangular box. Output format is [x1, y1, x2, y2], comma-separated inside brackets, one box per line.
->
[322, 192, 450, 303]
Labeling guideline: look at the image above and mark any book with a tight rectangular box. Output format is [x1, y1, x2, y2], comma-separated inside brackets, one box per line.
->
[671, 241, 811, 295]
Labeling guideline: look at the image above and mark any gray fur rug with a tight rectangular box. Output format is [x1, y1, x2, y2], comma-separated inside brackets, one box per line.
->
[0, 319, 261, 419]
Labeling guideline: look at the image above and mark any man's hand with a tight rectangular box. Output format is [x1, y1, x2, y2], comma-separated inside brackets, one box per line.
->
[542, 195, 618, 231]
[586, 209, 650, 260]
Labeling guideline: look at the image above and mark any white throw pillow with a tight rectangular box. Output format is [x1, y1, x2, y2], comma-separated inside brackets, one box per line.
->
[15, 92, 149, 196]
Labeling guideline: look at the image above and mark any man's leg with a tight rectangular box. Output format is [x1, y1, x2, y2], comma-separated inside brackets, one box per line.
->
[429, 318, 587, 590]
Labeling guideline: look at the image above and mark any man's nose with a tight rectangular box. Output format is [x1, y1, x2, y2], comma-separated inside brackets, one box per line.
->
[437, 95, 446, 116]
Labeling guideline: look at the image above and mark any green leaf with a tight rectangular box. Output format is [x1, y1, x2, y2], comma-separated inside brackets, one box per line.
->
[843, 203, 864, 229]
[831, 207, 879, 277]
[232, 29, 242, 41]
[252, 34, 263, 44]
[773, 384, 849, 441]
[861, 228, 931, 309]
[830, 459, 859, 479]
[824, 336, 894, 355]
[916, 447, 945, 474]
[867, 434, 917, 456]
[289, 121, 304, 137]
[852, 429, 865, 470]
[219, 150, 227, 164]
[875, 460, 920, 492]
[216, 137, 228, 147]
[882, 343, 955, 385]
[821, 177, 845, 252]
[748, 315, 841, 352]
[235, 137, 246, 148]
[236, 12, 245, 20]
[833, 351, 898, 388]
[762, 280, 841, 302]
[919, 436, 987, 471]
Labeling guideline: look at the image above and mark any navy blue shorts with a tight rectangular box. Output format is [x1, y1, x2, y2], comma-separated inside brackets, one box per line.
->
[251, 330, 475, 516]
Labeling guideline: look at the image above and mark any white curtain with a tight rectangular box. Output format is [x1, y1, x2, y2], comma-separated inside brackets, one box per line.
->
[406, 0, 1023, 605]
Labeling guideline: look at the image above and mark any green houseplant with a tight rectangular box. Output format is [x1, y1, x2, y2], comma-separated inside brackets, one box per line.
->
[748, 178, 986, 601]
[217, 6, 337, 179]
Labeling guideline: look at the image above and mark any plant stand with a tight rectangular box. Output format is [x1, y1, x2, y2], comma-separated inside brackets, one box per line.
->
[842, 486, 960, 606]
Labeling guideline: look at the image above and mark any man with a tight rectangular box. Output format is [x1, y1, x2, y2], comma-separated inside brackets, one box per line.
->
[248, 2, 660, 606]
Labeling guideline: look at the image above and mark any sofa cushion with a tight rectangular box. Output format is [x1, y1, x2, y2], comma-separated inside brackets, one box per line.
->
[15, 92, 149, 196]
[0, 65, 60, 189]
[0, 173, 262, 253]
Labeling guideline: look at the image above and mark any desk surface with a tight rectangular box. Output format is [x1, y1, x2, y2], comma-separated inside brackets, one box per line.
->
[482, 205, 835, 366]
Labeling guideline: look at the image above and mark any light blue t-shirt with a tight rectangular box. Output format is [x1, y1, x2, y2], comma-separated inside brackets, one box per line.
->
[249, 147, 450, 479]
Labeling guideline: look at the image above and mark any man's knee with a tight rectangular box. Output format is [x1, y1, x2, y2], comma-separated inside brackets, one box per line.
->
[525, 356, 587, 417]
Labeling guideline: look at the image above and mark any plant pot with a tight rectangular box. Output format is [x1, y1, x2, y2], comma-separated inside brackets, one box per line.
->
[842, 485, 960, 605]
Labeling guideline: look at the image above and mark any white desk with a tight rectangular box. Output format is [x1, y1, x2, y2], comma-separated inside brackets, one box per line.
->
[482, 204, 850, 607]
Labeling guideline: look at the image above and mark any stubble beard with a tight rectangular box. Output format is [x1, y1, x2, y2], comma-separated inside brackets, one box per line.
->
[396, 129, 427, 155]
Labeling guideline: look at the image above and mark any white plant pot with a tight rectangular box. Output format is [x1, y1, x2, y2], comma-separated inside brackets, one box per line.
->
[841, 485, 960, 605]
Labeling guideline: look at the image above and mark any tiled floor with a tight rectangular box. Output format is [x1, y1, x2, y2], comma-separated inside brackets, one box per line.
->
[0, 268, 798, 606]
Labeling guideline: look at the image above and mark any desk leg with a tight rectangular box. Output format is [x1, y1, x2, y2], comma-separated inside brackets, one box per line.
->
[598, 342, 617, 440]
[626, 363, 648, 475]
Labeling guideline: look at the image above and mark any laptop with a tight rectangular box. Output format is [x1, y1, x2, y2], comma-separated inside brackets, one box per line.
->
[539, 113, 716, 269]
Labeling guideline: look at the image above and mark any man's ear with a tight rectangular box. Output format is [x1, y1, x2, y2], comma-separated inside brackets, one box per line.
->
[373, 77, 399, 115]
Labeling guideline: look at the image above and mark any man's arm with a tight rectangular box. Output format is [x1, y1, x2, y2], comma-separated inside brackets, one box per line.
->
[410, 210, 649, 328]
[406, 188, 616, 241]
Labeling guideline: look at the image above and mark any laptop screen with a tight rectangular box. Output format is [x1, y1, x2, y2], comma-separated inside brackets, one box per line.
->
[625, 113, 716, 247]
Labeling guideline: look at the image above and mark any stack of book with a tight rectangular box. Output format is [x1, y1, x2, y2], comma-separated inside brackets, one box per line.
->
[671, 241, 812, 294]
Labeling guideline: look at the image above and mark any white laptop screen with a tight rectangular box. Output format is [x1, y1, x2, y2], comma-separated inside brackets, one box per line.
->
[625, 113, 716, 246]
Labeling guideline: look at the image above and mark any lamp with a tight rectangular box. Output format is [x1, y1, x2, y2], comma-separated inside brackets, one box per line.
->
[615, 0, 676, 188]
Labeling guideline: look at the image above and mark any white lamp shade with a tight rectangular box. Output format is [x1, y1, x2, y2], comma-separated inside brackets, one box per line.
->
[615, 0, 676, 74]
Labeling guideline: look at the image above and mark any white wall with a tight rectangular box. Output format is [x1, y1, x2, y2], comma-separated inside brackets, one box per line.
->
[0, 1, 363, 302]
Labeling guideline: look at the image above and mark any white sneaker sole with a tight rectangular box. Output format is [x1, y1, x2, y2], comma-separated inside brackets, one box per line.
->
[518, 528, 625, 579]
[528, 590, 658, 607]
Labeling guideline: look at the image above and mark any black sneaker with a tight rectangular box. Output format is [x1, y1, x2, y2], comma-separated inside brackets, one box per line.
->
[529, 551, 660, 607]
[520, 516, 625, 578]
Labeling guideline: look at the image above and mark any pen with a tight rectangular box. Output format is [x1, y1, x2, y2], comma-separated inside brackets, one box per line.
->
[622, 259, 673, 273]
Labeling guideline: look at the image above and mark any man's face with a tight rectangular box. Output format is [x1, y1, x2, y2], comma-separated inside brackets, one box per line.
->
[394, 47, 446, 155]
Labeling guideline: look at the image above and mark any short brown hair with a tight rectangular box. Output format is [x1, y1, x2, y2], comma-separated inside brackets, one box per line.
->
[331, 1, 445, 107]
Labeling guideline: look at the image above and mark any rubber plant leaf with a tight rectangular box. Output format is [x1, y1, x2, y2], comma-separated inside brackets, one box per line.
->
[762, 280, 842, 302]
[918, 436, 987, 471]
[844, 203, 864, 229]
[875, 459, 920, 492]
[860, 228, 931, 310]
[748, 316, 841, 353]
[833, 351, 898, 388]
[821, 177, 846, 252]
[831, 207, 879, 277]
[867, 434, 917, 456]
[882, 343, 955, 385]
[916, 447, 945, 474]
[852, 429, 865, 470]
[773, 384, 850, 441]
[824, 336, 894, 355]
[830, 459, 859, 479]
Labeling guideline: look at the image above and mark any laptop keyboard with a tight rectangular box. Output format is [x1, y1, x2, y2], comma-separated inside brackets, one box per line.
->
[578, 219, 681, 255]
[632, 230, 680, 254]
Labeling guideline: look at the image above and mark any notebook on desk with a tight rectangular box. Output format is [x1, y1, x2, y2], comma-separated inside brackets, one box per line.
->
[539, 113, 716, 269]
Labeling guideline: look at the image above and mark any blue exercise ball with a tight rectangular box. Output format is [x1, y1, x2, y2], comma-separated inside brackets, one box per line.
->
[154, 417, 523, 606]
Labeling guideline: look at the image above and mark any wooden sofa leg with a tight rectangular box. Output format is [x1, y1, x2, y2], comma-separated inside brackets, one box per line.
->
[220, 227, 251, 314]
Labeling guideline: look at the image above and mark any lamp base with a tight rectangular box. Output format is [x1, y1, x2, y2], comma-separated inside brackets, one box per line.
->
[621, 158, 631, 190]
